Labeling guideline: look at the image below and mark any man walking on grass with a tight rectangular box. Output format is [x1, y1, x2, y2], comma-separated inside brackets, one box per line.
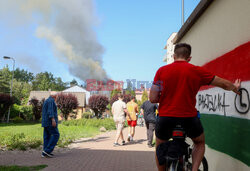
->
[126, 96, 138, 142]
[41, 96, 60, 158]
[112, 94, 128, 146]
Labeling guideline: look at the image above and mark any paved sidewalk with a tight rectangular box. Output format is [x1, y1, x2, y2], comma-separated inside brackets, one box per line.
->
[0, 126, 157, 171]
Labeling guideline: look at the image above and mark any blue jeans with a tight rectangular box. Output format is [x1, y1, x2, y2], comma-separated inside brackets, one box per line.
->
[43, 126, 60, 154]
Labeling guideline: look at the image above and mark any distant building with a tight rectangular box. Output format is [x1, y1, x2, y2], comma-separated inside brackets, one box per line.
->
[28, 86, 88, 120]
[63, 85, 90, 105]
[88, 80, 124, 98]
[28, 91, 58, 103]
[163, 32, 177, 64]
[135, 87, 150, 101]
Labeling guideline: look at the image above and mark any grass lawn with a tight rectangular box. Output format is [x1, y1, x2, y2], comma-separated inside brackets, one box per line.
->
[0, 118, 115, 151]
[0, 165, 47, 171]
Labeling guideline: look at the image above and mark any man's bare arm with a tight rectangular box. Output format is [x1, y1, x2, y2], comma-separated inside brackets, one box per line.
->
[124, 108, 132, 120]
[210, 76, 241, 94]
[150, 84, 161, 103]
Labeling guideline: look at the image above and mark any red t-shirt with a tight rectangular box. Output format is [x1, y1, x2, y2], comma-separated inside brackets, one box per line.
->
[153, 61, 215, 117]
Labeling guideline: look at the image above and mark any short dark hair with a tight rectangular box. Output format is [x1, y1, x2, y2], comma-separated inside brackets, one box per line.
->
[131, 96, 135, 100]
[117, 93, 123, 99]
[174, 43, 191, 59]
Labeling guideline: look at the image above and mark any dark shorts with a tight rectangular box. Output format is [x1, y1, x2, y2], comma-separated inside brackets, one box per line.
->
[155, 116, 204, 140]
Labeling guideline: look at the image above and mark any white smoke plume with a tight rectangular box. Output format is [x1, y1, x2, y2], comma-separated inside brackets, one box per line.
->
[0, 0, 107, 81]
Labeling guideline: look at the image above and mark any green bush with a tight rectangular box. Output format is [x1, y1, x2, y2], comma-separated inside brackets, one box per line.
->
[10, 104, 33, 120]
[12, 116, 24, 123]
[5, 133, 42, 150]
[82, 112, 93, 119]
[62, 118, 116, 130]
[21, 105, 33, 120]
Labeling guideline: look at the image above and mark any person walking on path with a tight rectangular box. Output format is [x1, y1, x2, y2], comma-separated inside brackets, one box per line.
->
[141, 100, 158, 148]
[150, 43, 241, 171]
[126, 96, 139, 142]
[112, 94, 128, 146]
[41, 96, 60, 158]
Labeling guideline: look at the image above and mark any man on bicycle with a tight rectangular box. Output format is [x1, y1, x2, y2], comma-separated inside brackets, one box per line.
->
[150, 43, 241, 171]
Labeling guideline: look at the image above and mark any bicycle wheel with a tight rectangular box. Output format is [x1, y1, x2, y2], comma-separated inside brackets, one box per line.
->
[167, 160, 179, 171]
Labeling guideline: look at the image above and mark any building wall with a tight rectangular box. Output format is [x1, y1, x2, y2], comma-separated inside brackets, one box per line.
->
[163, 32, 177, 64]
[180, 0, 250, 66]
[177, 0, 250, 169]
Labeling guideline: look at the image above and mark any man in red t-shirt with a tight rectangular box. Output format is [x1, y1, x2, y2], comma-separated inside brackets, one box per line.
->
[150, 43, 241, 171]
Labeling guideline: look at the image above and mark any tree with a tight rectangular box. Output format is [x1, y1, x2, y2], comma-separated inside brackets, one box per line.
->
[14, 68, 34, 83]
[110, 89, 121, 99]
[12, 79, 32, 104]
[51, 77, 67, 91]
[123, 94, 132, 103]
[29, 98, 44, 121]
[70, 79, 78, 87]
[56, 93, 78, 120]
[0, 70, 10, 93]
[0, 93, 14, 120]
[141, 90, 148, 103]
[32, 72, 55, 91]
[110, 94, 132, 106]
[89, 95, 109, 118]
[32, 72, 67, 91]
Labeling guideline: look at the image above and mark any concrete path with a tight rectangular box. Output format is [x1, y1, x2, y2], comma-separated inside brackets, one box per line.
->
[0, 126, 157, 171]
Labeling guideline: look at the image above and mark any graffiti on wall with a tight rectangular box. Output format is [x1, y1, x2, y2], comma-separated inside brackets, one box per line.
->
[198, 87, 250, 116]
[198, 93, 230, 116]
[234, 88, 250, 114]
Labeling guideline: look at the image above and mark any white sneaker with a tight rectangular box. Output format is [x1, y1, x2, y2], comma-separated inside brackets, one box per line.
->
[130, 137, 133, 142]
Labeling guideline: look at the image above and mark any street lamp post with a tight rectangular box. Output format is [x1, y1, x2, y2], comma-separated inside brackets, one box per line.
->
[182, 0, 185, 25]
[3, 56, 15, 123]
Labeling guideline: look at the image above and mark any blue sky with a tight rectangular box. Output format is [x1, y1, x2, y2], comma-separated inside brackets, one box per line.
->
[0, 0, 200, 85]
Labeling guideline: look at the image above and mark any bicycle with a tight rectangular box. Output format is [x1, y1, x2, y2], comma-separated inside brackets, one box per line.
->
[156, 124, 208, 171]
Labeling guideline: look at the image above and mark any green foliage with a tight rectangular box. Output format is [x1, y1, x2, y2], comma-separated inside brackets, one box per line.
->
[110, 89, 121, 99]
[0, 67, 11, 93]
[62, 118, 116, 130]
[70, 79, 78, 87]
[4, 132, 42, 150]
[0, 119, 115, 150]
[137, 100, 143, 110]
[32, 72, 67, 91]
[0, 165, 47, 171]
[0, 93, 14, 120]
[125, 90, 135, 96]
[10, 104, 33, 120]
[12, 79, 32, 104]
[82, 112, 93, 119]
[12, 116, 24, 123]
[14, 68, 34, 83]
[141, 90, 148, 103]
[32, 72, 54, 91]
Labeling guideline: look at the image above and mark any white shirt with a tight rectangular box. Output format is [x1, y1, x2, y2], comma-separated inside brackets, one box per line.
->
[112, 99, 126, 122]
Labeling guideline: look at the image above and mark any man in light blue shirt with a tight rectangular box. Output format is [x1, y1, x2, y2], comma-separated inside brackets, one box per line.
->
[41, 96, 60, 158]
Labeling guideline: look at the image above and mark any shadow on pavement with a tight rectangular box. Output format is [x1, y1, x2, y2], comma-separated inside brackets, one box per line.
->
[0, 148, 157, 171]
[125, 139, 147, 146]
[72, 136, 110, 144]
